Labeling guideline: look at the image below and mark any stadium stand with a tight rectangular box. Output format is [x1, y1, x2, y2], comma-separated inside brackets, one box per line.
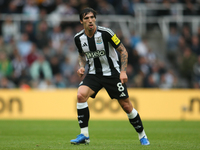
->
[0, 0, 200, 89]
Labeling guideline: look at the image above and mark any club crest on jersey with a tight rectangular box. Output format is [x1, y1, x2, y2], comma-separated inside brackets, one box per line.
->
[85, 50, 106, 59]
[96, 37, 102, 44]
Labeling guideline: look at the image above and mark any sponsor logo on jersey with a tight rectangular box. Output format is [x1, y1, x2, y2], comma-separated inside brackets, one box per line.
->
[82, 42, 88, 47]
[85, 50, 106, 59]
[111, 34, 120, 45]
[96, 37, 103, 44]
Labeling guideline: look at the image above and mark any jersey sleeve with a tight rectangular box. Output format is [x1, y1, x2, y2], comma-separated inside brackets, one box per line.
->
[105, 28, 121, 49]
[74, 35, 84, 56]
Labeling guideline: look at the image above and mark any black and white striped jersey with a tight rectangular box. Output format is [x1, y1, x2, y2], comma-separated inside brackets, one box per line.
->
[74, 26, 121, 76]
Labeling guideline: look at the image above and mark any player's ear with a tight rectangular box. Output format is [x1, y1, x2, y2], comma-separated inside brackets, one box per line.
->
[80, 20, 83, 24]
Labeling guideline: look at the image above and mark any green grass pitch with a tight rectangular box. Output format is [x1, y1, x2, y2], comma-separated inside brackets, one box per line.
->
[0, 120, 199, 150]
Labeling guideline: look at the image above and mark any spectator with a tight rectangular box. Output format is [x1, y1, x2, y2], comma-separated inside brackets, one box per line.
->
[60, 56, 74, 80]
[96, 0, 116, 14]
[0, 77, 15, 88]
[197, 26, 200, 44]
[19, 79, 31, 90]
[16, 69, 31, 88]
[69, 0, 80, 12]
[150, 65, 160, 86]
[36, 21, 50, 49]
[23, 22, 37, 43]
[178, 36, 187, 53]
[126, 64, 135, 87]
[39, 0, 56, 14]
[65, 45, 78, 68]
[1, 17, 20, 43]
[76, 0, 90, 12]
[0, 36, 14, 57]
[47, 0, 77, 27]
[145, 74, 158, 88]
[53, 73, 68, 88]
[133, 70, 145, 87]
[4, 1, 21, 14]
[128, 49, 140, 75]
[179, 47, 197, 87]
[49, 55, 61, 76]
[135, 38, 148, 57]
[53, 0, 77, 15]
[130, 30, 141, 49]
[37, 79, 56, 89]
[159, 69, 176, 89]
[139, 56, 151, 76]
[146, 48, 157, 66]
[193, 55, 200, 88]
[63, 26, 74, 48]
[117, 0, 134, 15]
[181, 25, 192, 47]
[42, 46, 55, 61]
[11, 54, 27, 86]
[0, 51, 13, 78]
[26, 44, 38, 67]
[29, 53, 53, 81]
[49, 25, 64, 51]
[123, 37, 133, 53]
[22, 0, 40, 21]
[191, 35, 200, 56]
[38, 8, 47, 21]
[183, 1, 198, 16]
[16, 33, 32, 58]
[166, 26, 180, 67]
[158, 61, 167, 76]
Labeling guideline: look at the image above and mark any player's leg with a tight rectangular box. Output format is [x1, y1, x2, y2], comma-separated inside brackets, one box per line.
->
[70, 85, 95, 145]
[77, 85, 95, 137]
[118, 98, 150, 145]
[103, 76, 149, 145]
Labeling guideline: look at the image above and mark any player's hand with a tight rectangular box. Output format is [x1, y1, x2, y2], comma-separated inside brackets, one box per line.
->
[120, 71, 128, 84]
[77, 67, 85, 77]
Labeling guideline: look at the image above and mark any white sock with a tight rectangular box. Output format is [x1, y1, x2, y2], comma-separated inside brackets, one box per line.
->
[127, 109, 147, 140]
[77, 102, 88, 109]
[127, 108, 138, 119]
[77, 102, 89, 137]
[81, 127, 89, 137]
[138, 130, 147, 140]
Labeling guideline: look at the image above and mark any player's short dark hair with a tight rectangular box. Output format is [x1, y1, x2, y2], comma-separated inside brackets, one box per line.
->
[79, 7, 97, 21]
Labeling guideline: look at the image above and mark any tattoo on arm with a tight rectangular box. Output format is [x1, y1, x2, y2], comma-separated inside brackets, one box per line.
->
[116, 43, 128, 72]
[78, 54, 86, 68]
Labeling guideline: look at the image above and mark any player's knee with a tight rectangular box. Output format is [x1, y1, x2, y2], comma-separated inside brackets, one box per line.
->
[120, 102, 132, 113]
[77, 93, 87, 103]
[122, 104, 131, 113]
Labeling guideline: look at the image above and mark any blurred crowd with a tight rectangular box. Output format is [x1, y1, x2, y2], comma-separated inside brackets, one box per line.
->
[0, 0, 199, 89]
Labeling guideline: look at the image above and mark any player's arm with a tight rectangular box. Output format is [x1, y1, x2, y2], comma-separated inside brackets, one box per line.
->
[74, 35, 86, 78]
[77, 53, 86, 77]
[116, 43, 128, 84]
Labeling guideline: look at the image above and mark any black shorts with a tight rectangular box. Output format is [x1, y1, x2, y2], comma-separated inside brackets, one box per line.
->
[79, 74, 129, 100]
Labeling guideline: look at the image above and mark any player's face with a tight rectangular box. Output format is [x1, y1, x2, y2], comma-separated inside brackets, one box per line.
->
[81, 12, 96, 31]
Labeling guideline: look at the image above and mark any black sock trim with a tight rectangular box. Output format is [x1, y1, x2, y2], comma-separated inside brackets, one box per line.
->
[77, 107, 90, 128]
[129, 114, 144, 133]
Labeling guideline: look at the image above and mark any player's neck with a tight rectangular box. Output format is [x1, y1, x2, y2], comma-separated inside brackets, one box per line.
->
[85, 25, 96, 38]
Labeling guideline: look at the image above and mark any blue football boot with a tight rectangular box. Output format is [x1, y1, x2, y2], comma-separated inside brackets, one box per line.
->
[70, 134, 90, 145]
[140, 136, 150, 145]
